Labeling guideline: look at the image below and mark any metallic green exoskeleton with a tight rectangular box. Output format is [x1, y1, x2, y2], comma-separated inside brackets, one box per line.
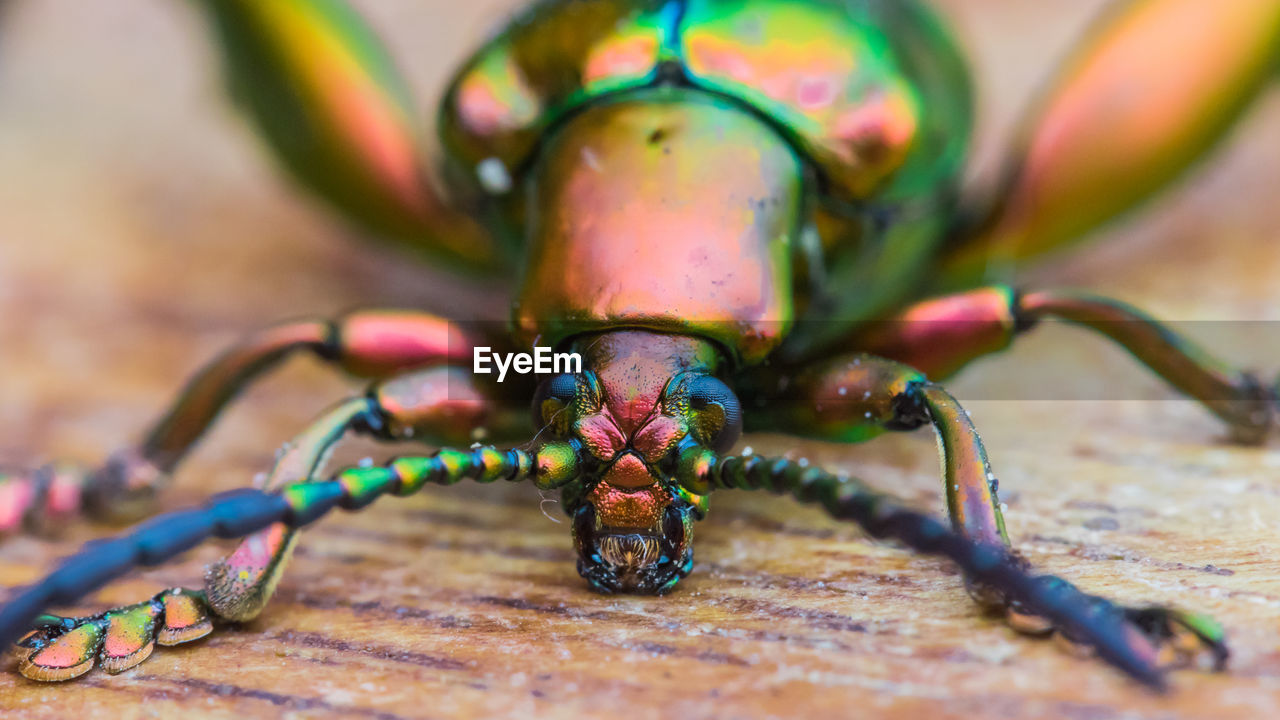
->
[1, 0, 1276, 689]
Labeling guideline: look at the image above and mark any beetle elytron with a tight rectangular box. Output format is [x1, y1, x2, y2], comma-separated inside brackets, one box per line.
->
[1, 0, 1276, 689]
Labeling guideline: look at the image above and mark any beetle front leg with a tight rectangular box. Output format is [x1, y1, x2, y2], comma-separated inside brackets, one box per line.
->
[9, 394, 373, 682]
[744, 353, 1228, 673]
[8, 365, 528, 681]
[0, 310, 497, 533]
[839, 286, 1275, 443]
[205, 364, 528, 622]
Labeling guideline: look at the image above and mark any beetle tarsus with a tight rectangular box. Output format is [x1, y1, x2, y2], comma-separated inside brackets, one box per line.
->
[13, 588, 212, 682]
[0, 451, 166, 536]
[1124, 606, 1230, 672]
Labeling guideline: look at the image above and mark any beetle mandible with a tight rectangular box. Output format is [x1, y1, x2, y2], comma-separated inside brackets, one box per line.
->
[1, 0, 1276, 690]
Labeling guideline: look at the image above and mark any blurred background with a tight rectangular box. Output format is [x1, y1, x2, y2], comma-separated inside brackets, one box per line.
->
[0, 2, 1278, 718]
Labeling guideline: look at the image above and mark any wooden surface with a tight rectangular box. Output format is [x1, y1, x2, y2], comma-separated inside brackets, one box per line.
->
[2, 1, 1280, 718]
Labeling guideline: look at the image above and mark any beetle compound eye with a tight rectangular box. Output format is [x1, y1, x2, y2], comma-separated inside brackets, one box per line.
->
[531, 373, 580, 434]
[687, 375, 743, 453]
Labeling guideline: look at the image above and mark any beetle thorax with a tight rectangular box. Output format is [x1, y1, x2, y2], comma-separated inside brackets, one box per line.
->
[514, 90, 803, 366]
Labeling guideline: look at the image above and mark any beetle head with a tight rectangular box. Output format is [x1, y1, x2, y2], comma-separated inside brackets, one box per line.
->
[530, 331, 740, 594]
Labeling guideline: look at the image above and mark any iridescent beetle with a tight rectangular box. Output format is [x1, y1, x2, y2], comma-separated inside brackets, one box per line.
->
[1, 0, 1276, 689]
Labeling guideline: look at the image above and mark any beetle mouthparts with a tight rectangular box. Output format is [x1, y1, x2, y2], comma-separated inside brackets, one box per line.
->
[573, 502, 694, 595]
[595, 533, 662, 570]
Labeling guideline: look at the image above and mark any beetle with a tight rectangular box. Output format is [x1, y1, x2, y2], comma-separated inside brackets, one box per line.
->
[0, 0, 1275, 690]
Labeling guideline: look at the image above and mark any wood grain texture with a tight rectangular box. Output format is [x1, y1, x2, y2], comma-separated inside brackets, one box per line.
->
[2, 1, 1279, 718]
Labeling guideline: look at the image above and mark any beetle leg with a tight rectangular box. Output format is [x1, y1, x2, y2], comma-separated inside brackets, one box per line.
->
[744, 354, 1005, 543]
[0, 310, 499, 532]
[5, 365, 530, 681]
[1016, 290, 1274, 443]
[741, 353, 1228, 677]
[833, 286, 1275, 443]
[205, 365, 527, 623]
[13, 589, 214, 681]
[4, 442, 538, 682]
[191, 0, 504, 269]
[941, 0, 1280, 287]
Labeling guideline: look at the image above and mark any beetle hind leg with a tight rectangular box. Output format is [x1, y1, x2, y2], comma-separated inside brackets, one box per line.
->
[940, 0, 1280, 286]
[193, 0, 505, 269]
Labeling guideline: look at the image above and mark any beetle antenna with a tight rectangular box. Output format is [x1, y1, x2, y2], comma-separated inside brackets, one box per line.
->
[0, 447, 535, 650]
[688, 452, 1167, 690]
